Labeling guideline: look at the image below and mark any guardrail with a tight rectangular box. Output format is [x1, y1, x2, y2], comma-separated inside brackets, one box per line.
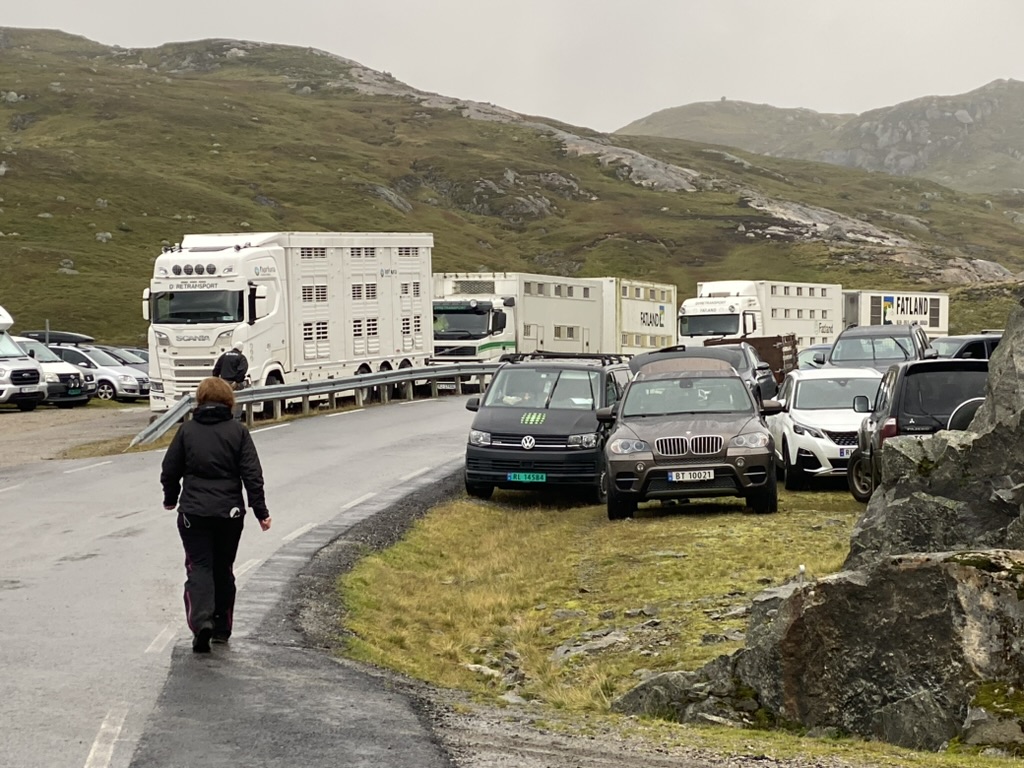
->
[129, 362, 499, 448]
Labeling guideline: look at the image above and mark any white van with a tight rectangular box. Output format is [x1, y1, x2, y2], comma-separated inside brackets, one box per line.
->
[0, 306, 47, 411]
[12, 336, 91, 408]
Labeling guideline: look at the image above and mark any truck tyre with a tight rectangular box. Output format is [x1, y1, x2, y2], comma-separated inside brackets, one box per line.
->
[16, 401, 38, 412]
[782, 440, 806, 491]
[847, 449, 874, 503]
[465, 480, 494, 500]
[607, 488, 636, 520]
[747, 471, 778, 514]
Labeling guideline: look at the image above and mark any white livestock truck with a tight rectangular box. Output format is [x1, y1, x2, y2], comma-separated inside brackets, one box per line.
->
[430, 272, 677, 363]
[144, 231, 434, 411]
[841, 289, 949, 339]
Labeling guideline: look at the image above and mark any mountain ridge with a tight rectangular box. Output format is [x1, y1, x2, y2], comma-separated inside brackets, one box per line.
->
[0, 28, 1022, 341]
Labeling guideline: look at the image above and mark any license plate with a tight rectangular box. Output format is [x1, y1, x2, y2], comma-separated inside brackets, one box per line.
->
[507, 472, 546, 483]
[839, 447, 854, 458]
[19, 386, 37, 394]
[436, 382, 456, 391]
[67, 388, 81, 395]
[669, 470, 714, 482]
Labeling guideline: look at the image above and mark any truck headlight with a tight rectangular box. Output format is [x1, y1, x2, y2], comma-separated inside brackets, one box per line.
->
[154, 330, 170, 346]
[215, 329, 234, 346]
[469, 430, 492, 447]
[119, 374, 136, 384]
[792, 422, 824, 439]
[45, 372, 60, 383]
[730, 432, 770, 449]
[609, 438, 650, 455]
[568, 433, 599, 449]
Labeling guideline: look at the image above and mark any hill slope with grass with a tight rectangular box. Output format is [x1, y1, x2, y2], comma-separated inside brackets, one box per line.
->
[618, 80, 1024, 196]
[1, 28, 1023, 343]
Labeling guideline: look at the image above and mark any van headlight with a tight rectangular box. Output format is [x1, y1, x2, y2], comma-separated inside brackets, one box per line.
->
[729, 432, 770, 449]
[0, 367, 7, 379]
[45, 372, 60, 383]
[609, 438, 650, 455]
[568, 433, 598, 449]
[469, 430, 492, 447]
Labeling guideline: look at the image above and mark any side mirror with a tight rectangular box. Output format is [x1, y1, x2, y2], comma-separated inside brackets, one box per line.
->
[596, 405, 616, 424]
[853, 395, 871, 413]
[491, 312, 507, 334]
[28, 349, 35, 358]
[465, 396, 480, 412]
[813, 352, 826, 365]
[775, 398, 787, 411]
[254, 285, 268, 300]
[760, 399, 784, 416]
[502, 297, 516, 307]
[923, 348, 938, 359]
[756, 361, 771, 372]
[142, 288, 151, 321]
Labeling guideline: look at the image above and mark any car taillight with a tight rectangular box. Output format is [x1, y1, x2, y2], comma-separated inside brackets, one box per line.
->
[879, 418, 899, 444]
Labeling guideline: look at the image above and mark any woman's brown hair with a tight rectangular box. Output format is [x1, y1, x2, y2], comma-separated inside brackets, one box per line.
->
[195, 377, 235, 409]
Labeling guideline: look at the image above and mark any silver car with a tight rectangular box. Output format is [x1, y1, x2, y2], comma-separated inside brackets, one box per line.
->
[50, 345, 150, 401]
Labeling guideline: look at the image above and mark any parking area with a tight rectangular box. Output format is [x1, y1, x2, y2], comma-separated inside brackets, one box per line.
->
[0, 404, 152, 468]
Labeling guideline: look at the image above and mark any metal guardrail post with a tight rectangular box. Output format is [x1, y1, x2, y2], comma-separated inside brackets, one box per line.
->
[455, 377, 463, 395]
[302, 395, 310, 415]
[430, 379, 438, 398]
[245, 403, 254, 427]
[403, 380, 413, 400]
[328, 391, 337, 409]
[273, 398, 283, 420]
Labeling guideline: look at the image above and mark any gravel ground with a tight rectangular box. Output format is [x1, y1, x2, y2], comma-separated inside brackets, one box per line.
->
[289, 472, 875, 768]
[0, 404, 152, 469]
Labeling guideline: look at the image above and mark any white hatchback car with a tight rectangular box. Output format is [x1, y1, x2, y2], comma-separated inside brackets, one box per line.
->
[768, 367, 883, 490]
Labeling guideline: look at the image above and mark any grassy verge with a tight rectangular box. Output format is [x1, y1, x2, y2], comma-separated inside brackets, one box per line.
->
[338, 487, 1009, 767]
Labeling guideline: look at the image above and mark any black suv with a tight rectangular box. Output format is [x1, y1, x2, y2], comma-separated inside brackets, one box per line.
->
[846, 358, 988, 502]
[931, 333, 1001, 360]
[628, 343, 778, 402]
[815, 323, 937, 372]
[464, 352, 632, 502]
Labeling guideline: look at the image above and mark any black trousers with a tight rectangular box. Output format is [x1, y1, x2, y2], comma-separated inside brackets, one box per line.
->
[178, 513, 244, 637]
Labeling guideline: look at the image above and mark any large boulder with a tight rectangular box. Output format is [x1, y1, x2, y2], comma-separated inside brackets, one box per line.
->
[613, 551, 1024, 751]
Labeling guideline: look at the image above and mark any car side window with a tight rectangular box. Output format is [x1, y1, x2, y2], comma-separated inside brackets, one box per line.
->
[874, 370, 896, 416]
[960, 341, 986, 359]
[61, 349, 85, 366]
[778, 376, 794, 403]
[613, 369, 632, 394]
[604, 374, 619, 405]
[988, 339, 1001, 357]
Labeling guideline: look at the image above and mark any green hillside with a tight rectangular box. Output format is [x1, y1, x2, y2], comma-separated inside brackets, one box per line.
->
[1, 28, 1022, 343]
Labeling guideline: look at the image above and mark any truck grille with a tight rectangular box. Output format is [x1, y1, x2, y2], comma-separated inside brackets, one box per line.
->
[825, 430, 857, 447]
[655, 435, 723, 456]
[434, 345, 478, 357]
[12, 369, 40, 385]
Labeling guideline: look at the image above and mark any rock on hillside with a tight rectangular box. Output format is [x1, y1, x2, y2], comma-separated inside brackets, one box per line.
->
[619, 80, 1024, 194]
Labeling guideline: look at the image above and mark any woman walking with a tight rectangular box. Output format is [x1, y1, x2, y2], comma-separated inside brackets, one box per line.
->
[161, 377, 272, 653]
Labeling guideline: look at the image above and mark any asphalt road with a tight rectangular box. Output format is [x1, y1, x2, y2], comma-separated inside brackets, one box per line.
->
[0, 397, 473, 768]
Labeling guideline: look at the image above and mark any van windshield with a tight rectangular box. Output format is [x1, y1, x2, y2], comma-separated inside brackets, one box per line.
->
[483, 368, 600, 410]
[0, 332, 27, 359]
[13, 338, 62, 362]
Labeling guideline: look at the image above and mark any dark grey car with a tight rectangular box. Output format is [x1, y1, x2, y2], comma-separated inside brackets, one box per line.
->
[629, 343, 778, 402]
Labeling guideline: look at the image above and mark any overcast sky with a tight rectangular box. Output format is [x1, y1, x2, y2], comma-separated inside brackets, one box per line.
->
[4, 1, 1024, 132]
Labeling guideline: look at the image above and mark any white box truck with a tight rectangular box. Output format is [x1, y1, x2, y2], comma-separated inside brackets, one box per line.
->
[430, 272, 677, 363]
[678, 280, 844, 348]
[842, 290, 949, 338]
[144, 231, 434, 411]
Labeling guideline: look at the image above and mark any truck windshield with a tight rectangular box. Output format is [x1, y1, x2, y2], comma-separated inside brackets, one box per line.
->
[679, 314, 739, 337]
[0, 333, 27, 359]
[433, 309, 489, 339]
[150, 290, 244, 325]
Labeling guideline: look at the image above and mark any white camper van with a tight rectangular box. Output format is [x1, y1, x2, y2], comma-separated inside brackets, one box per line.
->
[0, 306, 47, 411]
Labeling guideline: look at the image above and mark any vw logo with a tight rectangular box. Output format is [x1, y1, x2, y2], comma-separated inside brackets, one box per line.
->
[521, 435, 536, 450]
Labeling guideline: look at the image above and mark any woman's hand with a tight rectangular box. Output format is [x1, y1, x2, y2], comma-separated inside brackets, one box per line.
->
[259, 516, 272, 532]
[164, 505, 176, 511]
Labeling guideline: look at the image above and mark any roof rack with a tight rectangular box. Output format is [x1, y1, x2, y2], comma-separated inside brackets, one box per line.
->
[22, 330, 96, 345]
[498, 351, 630, 365]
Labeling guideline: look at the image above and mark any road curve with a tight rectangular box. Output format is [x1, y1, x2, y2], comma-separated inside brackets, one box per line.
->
[0, 397, 473, 768]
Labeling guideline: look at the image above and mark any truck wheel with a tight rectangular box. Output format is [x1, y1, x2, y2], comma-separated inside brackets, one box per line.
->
[847, 449, 874, 503]
[782, 441, 806, 491]
[16, 401, 38, 412]
[465, 481, 494, 500]
[747, 471, 778, 514]
[607, 488, 636, 520]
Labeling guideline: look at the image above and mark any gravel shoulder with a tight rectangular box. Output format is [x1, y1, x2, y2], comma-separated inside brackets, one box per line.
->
[0, 404, 153, 469]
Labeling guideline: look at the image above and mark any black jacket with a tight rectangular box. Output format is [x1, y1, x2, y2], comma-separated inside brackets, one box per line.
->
[160, 403, 269, 520]
[213, 349, 249, 384]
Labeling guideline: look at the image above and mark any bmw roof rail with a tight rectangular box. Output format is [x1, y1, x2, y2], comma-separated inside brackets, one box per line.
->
[498, 351, 631, 365]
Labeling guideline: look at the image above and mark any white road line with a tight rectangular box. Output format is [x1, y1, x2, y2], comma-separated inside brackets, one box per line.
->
[64, 461, 113, 475]
[144, 624, 177, 654]
[325, 408, 363, 418]
[340, 491, 377, 511]
[282, 522, 316, 543]
[399, 398, 437, 406]
[235, 558, 261, 577]
[83, 705, 129, 768]
[400, 466, 431, 482]
[250, 424, 289, 434]
[0, 483, 23, 494]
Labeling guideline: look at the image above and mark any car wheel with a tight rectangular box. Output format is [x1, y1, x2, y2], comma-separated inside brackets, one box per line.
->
[782, 440, 806, 491]
[747, 470, 778, 514]
[16, 401, 38, 412]
[585, 464, 609, 506]
[465, 480, 494, 500]
[96, 381, 116, 400]
[847, 449, 874, 503]
[606, 487, 637, 520]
